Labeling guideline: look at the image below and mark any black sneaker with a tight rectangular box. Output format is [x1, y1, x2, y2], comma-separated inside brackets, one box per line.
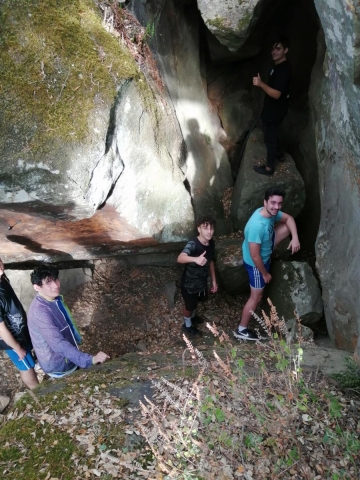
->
[192, 315, 205, 325]
[233, 328, 259, 341]
[182, 324, 202, 336]
[254, 165, 274, 176]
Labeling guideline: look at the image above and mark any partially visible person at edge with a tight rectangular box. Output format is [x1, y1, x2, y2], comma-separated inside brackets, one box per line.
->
[28, 265, 109, 378]
[177, 216, 218, 336]
[0, 258, 39, 389]
[234, 187, 300, 341]
[253, 35, 291, 176]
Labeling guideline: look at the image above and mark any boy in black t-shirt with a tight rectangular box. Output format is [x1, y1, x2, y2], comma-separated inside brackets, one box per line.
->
[177, 216, 217, 336]
[0, 258, 39, 389]
[252, 35, 291, 176]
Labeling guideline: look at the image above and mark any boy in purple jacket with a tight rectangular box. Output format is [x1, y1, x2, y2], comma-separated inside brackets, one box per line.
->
[28, 265, 109, 378]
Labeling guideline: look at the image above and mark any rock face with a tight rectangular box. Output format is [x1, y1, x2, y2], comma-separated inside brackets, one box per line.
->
[196, 0, 263, 52]
[207, 61, 257, 175]
[0, 1, 194, 242]
[216, 237, 249, 295]
[132, 0, 233, 234]
[264, 261, 323, 328]
[310, 1, 360, 355]
[230, 129, 305, 231]
[0, 0, 138, 219]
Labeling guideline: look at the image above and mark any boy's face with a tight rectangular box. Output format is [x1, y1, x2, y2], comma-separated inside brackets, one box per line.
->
[271, 43, 288, 63]
[33, 276, 61, 301]
[264, 195, 284, 216]
[197, 222, 215, 242]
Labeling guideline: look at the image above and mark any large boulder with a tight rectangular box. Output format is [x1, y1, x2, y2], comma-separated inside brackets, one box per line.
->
[264, 261, 323, 327]
[0, 0, 138, 219]
[310, 1, 360, 356]
[0, 1, 194, 243]
[230, 128, 305, 231]
[216, 237, 249, 295]
[196, 0, 264, 52]
[104, 79, 194, 242]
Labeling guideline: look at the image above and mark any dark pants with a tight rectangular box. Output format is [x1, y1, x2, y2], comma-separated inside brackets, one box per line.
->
[181, 286, 208, 312]
[263, 121, 283, 170]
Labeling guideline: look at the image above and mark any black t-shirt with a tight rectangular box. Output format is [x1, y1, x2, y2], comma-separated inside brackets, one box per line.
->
[181, 237, 215, 294]
[0, 276, 32, 350]
[261, 60, 291, 123]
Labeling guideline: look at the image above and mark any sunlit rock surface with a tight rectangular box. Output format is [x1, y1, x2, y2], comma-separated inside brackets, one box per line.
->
[230, 128, 305, 231]
[132, 0, 233, 234]
[104, 79, 193, 242]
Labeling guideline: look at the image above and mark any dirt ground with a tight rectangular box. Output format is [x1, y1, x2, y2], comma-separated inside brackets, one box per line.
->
[0, 258, 247, 403]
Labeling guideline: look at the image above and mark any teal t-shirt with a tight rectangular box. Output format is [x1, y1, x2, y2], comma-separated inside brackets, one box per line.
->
[242, 208, 283, 266]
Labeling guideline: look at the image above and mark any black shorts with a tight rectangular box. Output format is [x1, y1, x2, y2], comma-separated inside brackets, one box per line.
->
[181, 286, 208, 312]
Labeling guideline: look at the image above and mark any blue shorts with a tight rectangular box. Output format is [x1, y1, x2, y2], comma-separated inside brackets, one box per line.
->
[244, 260, 271, 289]
[5, 349, 35, 371]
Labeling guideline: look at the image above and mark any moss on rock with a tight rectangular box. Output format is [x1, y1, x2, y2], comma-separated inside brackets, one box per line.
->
[0, 0, 138, 155]
[0, 416, 79, 479]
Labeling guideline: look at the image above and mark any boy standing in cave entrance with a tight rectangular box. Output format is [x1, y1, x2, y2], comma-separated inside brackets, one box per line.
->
[253, 35, 291, 176]
[177, 216, 218, 336]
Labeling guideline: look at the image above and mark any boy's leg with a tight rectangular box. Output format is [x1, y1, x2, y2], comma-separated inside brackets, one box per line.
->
[254, 122, 279, 175]
[20, 369, 39, 389]
[239, 287, 264, 328]
[181, 287, 201, 335]
[234, 262, 269, 341]
[274, 222, 291, 246]
[6, 349, 39, 389]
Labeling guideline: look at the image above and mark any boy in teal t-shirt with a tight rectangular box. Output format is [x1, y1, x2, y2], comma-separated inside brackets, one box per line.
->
[234, 187, 300, 341]
[242, 208, 282, 267]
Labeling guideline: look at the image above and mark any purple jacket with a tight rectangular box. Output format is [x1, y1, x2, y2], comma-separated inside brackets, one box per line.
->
[28, 294, 93, 374]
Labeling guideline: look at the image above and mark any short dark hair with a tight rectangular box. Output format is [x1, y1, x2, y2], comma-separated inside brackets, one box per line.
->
[272, 35, 289, 50]
[196, 216, 216, 229]
[30, 265, 59, 286]
[264, 186, 286, 201]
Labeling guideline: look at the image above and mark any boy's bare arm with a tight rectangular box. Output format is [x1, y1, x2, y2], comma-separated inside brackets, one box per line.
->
[0, 322, 26, 359]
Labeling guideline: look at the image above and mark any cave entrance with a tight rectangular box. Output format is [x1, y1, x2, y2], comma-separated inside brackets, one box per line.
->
[199, 0, 320, 249]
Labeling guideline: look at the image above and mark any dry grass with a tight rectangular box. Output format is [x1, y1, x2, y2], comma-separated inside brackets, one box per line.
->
[134, 305, 360, 479]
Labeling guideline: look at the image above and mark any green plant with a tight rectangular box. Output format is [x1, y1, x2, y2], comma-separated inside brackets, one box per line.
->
[332, 357, 360, 388]
[143, 21, 155, 43]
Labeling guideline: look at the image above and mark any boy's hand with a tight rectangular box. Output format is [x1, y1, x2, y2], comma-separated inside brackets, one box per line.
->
[253, 73, 262, 87]
[195, 251, 207, 266]
[15, 346, 27, 361]
[263, 272, 272, 284]
[211, 281, 218, 293]
[287, 238, 300, 254]
[93, 352, 110, 364]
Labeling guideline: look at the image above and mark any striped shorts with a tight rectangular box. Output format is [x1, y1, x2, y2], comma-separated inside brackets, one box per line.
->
[243, 259, 271, 289]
